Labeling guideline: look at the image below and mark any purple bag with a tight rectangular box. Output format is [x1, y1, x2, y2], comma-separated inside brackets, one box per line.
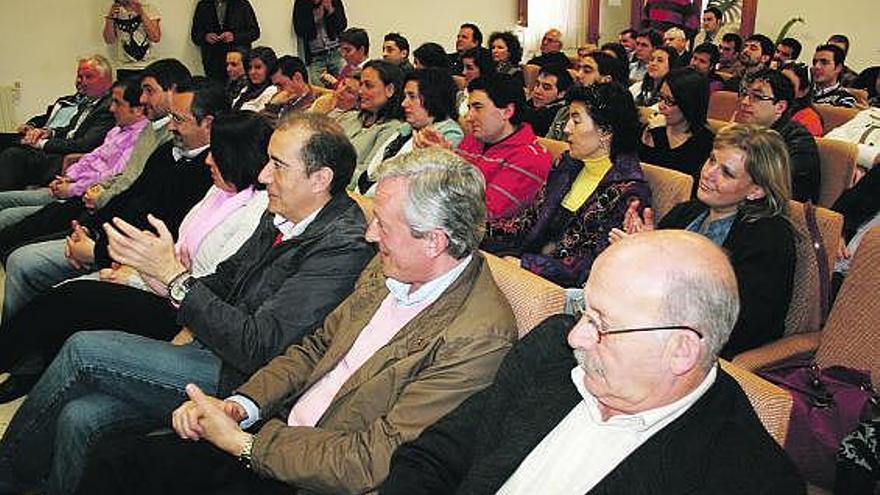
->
[758, 353, 879, 488]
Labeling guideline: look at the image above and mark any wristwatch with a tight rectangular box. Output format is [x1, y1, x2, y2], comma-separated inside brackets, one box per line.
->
[167, 271, 196, 307]
[238, 433, 256, 470]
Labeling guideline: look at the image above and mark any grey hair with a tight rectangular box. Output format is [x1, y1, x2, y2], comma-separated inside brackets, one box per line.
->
[79, 54, 113, 78]
[377, 148, 486, 258]
[660, 268, 740, 369]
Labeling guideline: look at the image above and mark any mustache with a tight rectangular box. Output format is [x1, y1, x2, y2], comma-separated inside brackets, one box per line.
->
[573, 348, 605, 379]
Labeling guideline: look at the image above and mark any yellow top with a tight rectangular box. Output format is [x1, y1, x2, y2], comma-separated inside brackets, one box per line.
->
[561, 155, 613, 212]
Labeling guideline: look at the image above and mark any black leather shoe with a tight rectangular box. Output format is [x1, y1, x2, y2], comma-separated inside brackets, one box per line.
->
[0, 374, 39, 404]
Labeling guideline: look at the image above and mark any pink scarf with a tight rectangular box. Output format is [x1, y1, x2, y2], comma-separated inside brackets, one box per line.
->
[175, 185, 257, 262]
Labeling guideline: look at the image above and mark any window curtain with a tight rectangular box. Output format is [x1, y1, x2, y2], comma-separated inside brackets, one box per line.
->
[523, 0, 584, 58]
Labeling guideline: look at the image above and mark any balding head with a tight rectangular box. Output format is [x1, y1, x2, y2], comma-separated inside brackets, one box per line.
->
[541, 29, 563, 54]
[569, 230, 739, 418]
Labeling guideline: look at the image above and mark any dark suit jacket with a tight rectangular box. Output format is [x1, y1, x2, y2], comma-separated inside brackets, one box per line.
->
[191, 0, 260, 80]
[381, 314, 805, 495]
[292, 0, 347, 63]
[42, 92, 114, 155]
[660, 201, 796, 358]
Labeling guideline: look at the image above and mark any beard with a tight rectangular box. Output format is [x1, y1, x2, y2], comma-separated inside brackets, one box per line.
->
[573, 348, 606, 380]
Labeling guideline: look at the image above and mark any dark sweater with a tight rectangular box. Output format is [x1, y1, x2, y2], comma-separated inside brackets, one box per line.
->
[638, 124, 714, 180]
[381, 314, 805, 494]
[772, 116, 821, 204]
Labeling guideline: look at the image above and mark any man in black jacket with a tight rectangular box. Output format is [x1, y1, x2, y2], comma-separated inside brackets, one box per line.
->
[381, 230, 805, 494]
[0, 55, 115, 190]
[293, 0, 347, 85]
[191, 0, 260, 81]
[736, 68, 821, 203]
[0, 113, 374, 495]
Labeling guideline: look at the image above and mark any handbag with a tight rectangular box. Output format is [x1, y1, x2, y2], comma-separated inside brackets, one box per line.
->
[758, 352, 880, 488]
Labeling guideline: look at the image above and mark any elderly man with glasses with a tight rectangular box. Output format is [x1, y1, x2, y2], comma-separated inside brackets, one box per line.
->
[381, 229, 805, 494]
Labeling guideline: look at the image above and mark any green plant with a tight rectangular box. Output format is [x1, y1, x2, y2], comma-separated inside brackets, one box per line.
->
[775, 17, 805, 43]
[707, 0, 742, 25]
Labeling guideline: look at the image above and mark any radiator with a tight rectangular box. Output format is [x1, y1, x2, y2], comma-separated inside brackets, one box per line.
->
[0, 86, 16, 133]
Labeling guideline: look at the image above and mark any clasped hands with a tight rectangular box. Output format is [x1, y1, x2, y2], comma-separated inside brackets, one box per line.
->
[172, 383, 252, 457]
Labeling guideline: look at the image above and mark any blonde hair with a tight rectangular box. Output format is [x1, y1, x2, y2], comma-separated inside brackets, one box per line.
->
[713, 123, 792, 222]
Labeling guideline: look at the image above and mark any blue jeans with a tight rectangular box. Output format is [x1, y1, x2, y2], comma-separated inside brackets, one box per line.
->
[307, 49, 344, 86]
[0, 331, 222, 495]
[2, 238, 84, 320]
[0, 188, 54, 231]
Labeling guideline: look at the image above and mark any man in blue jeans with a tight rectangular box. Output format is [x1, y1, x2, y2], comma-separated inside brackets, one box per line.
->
[0, 113, 374, 495]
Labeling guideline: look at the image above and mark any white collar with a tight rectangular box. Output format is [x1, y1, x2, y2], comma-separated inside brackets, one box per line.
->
[172, 144, 209, 163]
[273, 206, 322, 241]
[152, 115, 171, 130]
[385, 254, 473, 308]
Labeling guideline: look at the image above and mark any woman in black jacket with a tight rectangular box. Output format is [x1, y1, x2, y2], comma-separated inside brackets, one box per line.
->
[612, 123, 796, 359]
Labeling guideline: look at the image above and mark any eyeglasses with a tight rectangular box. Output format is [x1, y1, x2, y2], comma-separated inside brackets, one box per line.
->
[738, 89, 775, 102]
[658, 94, 677, 106]
[581, 313, 703, 344]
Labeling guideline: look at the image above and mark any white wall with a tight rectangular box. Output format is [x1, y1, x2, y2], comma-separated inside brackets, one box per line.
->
[0, 0, 874, 123]
[0, 0, 516, 123]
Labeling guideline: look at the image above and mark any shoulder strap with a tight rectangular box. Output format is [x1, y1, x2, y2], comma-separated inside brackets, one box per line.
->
[804, 202, 832, 325]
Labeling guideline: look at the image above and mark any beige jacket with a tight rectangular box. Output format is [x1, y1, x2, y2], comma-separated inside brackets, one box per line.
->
[237, 253, 517, 494]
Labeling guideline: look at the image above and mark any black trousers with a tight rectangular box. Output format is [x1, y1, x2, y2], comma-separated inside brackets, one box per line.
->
[76, 431, 290, 495]
[0, 198, 86, 262]
[0, 145, 62, 191]
[0, 279, 180, 376]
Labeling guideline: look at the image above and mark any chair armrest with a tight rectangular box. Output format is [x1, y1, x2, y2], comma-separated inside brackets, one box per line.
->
[731, 331, 822, 371]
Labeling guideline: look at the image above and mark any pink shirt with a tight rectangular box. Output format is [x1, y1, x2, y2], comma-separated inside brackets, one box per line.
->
[65, 117, 149, 196]
[287, 294, 432, 427]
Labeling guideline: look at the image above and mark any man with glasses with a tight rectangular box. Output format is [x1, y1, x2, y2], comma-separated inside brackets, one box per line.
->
[735, 68, 820, 202]
[526, 28, 571, 70]
[381, 229, 804, 494]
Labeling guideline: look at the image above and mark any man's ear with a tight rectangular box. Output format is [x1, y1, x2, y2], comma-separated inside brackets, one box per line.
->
[424, 229, 450, 258]
[501, 103, 516, 121]
[309, 166, 334, 193]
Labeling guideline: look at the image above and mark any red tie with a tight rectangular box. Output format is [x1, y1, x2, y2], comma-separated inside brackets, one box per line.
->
[272, 232, 284, 247]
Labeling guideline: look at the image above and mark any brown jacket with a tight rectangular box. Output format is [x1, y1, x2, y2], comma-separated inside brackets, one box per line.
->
[237, 253, 517, 493]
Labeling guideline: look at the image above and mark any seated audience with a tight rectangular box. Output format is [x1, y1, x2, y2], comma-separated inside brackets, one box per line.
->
[382, 231, 805, 494]
[663, 27, 691, 66]
[631, 46, 682, 107]
[0, 78, 148, 232]
[0, 113, 375, 495]
[723, 33, 774, 91]
[811, 43, 857, 108]
[489, 31, 524, 86]
[334, 59, 404, 189]
[598, 42, 628, 70]
[827, 34, 859, 87]
[321, 27, 369, 89]
[455, 46, 494, 121]
[0, 55, 114, 191]
[0, 59, 187, 271]
[261, 55, 316, 126]
[690, 42, 725, 92]
[831, 162, 879, 294]
[0, 111, 272, 402]
[357, 67, 462, 194]
[224, 46, 249, 102]
[382, 32, 414, 74]
[526, 28, 572, 69]
[639, 67, 714, 180]
[423, 73, 551, 222]
[781, 62, 824, 136]
[413, 42, 451, 70]
[232, 46, 279, 112]
[614, 123, 796, 359]
[735, 68, 821, 202]
[629, 30, 662, 83]
[1, 77, 222, 319]
[448, 22, 482, 74]
[72, 147, 518, 495]
[523, 64, 574, 137]
[484, 83, 651, 288]
[313, 72, 360, 118]
[824, 106, 880, 169]
[773, 37, 802, 67]
[617, 28, 637, 61]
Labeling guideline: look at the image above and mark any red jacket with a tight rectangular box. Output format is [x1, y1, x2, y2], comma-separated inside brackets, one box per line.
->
[456, 124, 552, 220]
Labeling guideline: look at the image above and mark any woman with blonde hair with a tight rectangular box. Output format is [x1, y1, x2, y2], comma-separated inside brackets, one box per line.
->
[612, 123, 795, 359]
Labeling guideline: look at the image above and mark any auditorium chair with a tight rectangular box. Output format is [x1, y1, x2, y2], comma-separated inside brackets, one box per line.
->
[734, 227, 880, 387]
[720, 360, 793, 447]
[816, 137, 858, 207]
[815, 104, 859, 134]
[484, 252, 566, 337]
[639, 163, 693, 222]
[707, 90, 739, 121]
